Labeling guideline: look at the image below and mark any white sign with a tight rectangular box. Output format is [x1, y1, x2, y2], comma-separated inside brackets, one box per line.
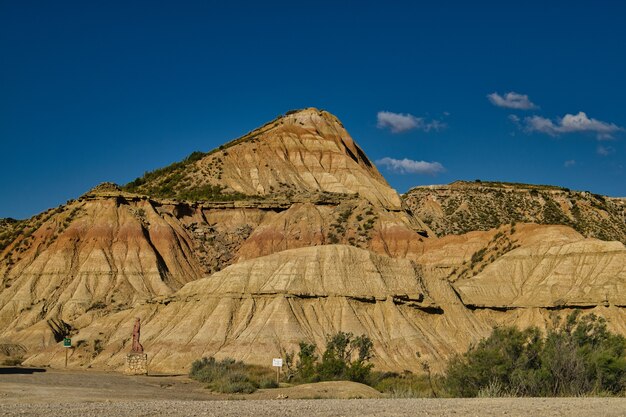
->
[272, 358, 283, 367]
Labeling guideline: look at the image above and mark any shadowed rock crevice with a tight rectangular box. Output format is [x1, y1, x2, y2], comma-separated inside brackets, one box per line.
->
[140, 225, 171, 282]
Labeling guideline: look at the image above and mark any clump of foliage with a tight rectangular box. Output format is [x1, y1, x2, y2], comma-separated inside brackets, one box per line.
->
[457, 180, 570, 191]
[189, 357, 277, 393]
[176, 184, 247, 202]
[286, 332, 436, 397]
[122, 149, 251, 202]
[289, 331, 374, 384]
[470, 248, 486, 264]
[0, 219, 25, 252]
[369, 371, 435, 397]
[406, 181, 626, 245]
[124, 151, 206, 190]
[86, 301, 107, 312]
[442, 311, 626, 397]
[0, 342, 26, 366]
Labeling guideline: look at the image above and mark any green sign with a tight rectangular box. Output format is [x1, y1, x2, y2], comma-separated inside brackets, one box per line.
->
[63, 337, 71, 348]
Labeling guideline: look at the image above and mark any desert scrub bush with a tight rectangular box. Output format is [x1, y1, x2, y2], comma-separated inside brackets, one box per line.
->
[75, 340, 88, 349]
[470, 248, 486, 265]
[476, 378, 516, 397]
[93, 339, 104, 357]
[369, 371, 435, 398]
[124, 151, 206, 191]
[442, 311, 626, 397]
[176, 184, 247, 202]
[541, 198, 571, 225]
[189, 357, 276, 393]
[2, 357, 23, 366]
[338, 208, 353, 222]
[327, 233, 339, 244]
[0, 342, 26, 366]
[0, 219, 27, 252]
[363, 219, 375, 230]
[86, 301, 107, 312]
[289, 332, 374, 384]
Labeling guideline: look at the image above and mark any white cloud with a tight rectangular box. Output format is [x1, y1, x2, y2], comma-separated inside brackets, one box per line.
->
[423, 119, 446, 132]
[377, 111, 418, 133]
[376, 111, 446, 133]
[525, 115, 560, 135]
[597, 145, 615, 156]
[508, 114, 522, 128]
[488, 92, 537, 110]
[564, 159, 576, 167]
[524, 112, 624, 139]
[376, 157, 445, 175]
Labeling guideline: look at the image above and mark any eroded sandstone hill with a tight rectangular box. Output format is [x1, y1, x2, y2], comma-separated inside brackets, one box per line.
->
[0, 108, 428, 364]
[21, 225, 626, 373]
[123, 108, 403, 210]
[1, 109, 625, 374]
[404, 180, 626, 243]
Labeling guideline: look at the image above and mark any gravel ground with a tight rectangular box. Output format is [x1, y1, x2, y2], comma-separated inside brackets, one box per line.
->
[1, 398, 626, 417]
[1, 368, 625, 416]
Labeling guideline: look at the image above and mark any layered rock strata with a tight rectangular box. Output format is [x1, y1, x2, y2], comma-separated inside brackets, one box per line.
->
[1, 109, 624, 374]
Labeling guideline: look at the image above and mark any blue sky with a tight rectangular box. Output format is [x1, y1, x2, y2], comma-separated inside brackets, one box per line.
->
[1, 1, 625, 219]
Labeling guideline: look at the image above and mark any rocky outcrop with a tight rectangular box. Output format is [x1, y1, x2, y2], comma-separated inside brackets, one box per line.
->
[454, 238, 626, 308]
[0, 197, 204, 348]
[236, 198, 428, 261]
[23, 245, 443, 372]
[404, 181, 626, 243]
[20, 228, 626, 374]
[0, 190, 427, 352]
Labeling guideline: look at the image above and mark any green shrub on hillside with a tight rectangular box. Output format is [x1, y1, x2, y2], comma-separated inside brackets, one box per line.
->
[176, 184, 247, 202]
[442, 311, 626, 397]
[125, 152, 202, 190]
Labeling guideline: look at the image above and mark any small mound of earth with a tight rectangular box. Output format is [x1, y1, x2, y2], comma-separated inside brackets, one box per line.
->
[249, 381, 382, 400]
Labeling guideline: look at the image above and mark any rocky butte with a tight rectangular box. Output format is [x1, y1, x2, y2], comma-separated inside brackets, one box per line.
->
[0, 108, 624, 373]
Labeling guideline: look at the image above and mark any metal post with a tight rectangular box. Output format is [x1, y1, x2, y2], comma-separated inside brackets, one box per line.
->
[65, 348, 68, 368]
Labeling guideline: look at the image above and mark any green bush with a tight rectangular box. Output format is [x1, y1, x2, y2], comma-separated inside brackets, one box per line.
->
[291, 332, 374, 384]
[93, 339, 104, 356]
[295, 342, 319, 381]
[209, 371, 258, 394]
[176, 184, 247, 202]
[259, 378, 279, 389]
[470, 248, 487, 264]
[327, 233, 339, 244]
[124, 150, 206, 191]
[442, 311, 626, 397]
[189, 357, 276, 394]
[369, 371, 434, 398]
